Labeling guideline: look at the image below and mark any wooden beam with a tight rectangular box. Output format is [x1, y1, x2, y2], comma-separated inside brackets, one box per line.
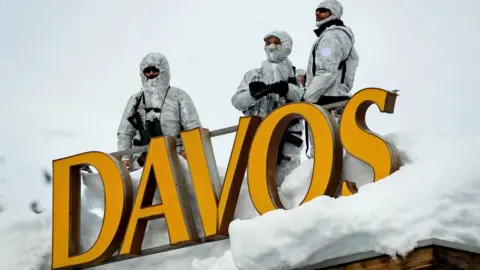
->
[324, 247, 434, 269]
[434, 245, 480, 269]
[304, 243, 480, 269]
[295, 239, 480, 270]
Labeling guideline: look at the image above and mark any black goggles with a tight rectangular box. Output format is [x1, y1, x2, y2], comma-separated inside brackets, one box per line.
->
[316, 7, 330, 13]
[143, 66, 160, 74]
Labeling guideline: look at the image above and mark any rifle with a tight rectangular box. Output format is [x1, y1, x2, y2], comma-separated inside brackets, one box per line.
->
[127, 93, 149, 147]
[126, 91, 167, 166]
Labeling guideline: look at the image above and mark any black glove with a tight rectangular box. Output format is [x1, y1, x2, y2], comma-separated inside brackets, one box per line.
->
[270, 81, 289, 97]
[249, 81, 267, 99]
[287, 76, 298, 86]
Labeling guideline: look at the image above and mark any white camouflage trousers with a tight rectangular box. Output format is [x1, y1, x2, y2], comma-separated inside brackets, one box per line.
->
[276, 139, 303, 187]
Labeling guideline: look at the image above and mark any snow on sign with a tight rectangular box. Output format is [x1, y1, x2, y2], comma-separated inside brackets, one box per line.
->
[51, 87, 401, 270]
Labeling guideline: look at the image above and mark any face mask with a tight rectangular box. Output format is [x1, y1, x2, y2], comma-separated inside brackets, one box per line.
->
[265, 43, 281, 52]
[316, 15, 336, 28]
[265, 44, 284, 62]
[144, 78, 158, 89]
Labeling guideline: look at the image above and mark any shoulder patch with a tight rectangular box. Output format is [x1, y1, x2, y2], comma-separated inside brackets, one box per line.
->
[319, 47, 332, 57]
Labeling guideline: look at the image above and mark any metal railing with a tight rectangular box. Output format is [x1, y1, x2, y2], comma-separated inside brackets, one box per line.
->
[110, 100, 350, 158]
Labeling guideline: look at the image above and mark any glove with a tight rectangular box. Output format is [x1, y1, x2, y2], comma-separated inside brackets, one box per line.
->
[270, 81, 289, 97]
[248, 81, 267, 99]
[287, 76, 298, 86]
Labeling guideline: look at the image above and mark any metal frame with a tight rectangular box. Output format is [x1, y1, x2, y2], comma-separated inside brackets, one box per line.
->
[110, 100, 350, 158]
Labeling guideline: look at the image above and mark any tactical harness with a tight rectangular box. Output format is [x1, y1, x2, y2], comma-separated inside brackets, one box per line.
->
[309, 19, 353, 84]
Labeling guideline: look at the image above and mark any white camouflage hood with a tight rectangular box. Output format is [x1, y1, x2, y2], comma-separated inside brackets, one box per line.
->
[138, 52, 171, 117]
[263, 30, 293, 62]
[315, 0, 344, 28]
[261, 30, 294, 84]
[139, 52, 170, 91]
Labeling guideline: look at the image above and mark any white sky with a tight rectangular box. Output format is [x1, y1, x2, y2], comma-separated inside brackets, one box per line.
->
[1, 0, 479, 212]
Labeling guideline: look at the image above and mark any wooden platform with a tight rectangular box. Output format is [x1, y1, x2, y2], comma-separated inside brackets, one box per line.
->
[296, 238, 480, 270]
[82, 238, 480, 269]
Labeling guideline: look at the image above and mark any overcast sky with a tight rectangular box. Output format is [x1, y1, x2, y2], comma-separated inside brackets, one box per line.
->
[1, 0, 479, 212]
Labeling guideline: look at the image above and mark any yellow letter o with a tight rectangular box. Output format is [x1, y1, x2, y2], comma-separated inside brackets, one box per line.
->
[247, 102, 343, 214]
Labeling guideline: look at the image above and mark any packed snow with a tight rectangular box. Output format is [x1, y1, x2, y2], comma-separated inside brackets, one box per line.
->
[1, 130, 480, 269]
[224, 132, 480, 269]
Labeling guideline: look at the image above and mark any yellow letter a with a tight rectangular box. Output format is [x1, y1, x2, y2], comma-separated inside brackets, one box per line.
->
[119, 136, 199, 256]
[181, 116, 262, 238]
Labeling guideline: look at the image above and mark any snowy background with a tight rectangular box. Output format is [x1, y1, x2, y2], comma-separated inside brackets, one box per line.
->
[1, 0, 480, 269]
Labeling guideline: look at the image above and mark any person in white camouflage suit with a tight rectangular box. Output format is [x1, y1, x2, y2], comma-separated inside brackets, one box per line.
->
[231, 30, 305, 187]
[303, 0, 360, 158]
[117, 52, 202, 171]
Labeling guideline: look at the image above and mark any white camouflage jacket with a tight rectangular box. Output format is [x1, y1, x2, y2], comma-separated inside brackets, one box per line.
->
[117, 52, 202, 161]
[304, 0, 360, 103]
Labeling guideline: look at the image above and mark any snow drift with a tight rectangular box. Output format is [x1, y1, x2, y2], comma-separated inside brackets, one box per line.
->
[1, 130, 480, 270]
[221, 131, 480, 269]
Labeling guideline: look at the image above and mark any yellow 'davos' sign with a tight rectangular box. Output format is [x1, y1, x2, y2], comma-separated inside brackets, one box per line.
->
[51, 88, 401, 269]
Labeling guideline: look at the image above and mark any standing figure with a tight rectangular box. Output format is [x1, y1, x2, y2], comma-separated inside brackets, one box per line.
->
[231, 30, 305, 186]
[117, 52, 202, 171]
[303, 0, 360, 157]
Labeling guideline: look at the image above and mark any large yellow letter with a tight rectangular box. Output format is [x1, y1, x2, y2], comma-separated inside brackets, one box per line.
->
[248, 103, 343, 214]
[52, 152, 133, 269]
[181, 116, 262, 238]
[340, 88, 401, 193]
[119, 136, 199, 256]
